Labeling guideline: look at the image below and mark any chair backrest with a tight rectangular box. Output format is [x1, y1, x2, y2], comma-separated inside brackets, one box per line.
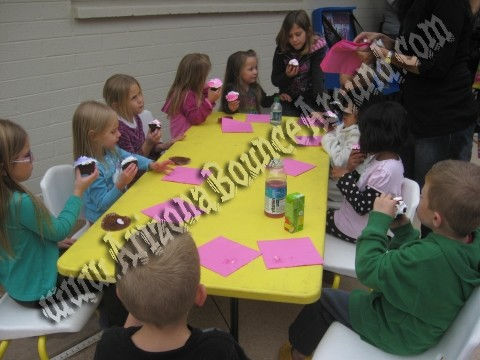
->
[422, 286, 480, 360]
[401, 178, 420, 220]
[40, 164, 80, 217]
[312, 7, 360, 46]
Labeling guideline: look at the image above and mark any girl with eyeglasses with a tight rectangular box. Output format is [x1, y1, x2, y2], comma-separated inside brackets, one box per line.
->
[0, 118, 98, 306]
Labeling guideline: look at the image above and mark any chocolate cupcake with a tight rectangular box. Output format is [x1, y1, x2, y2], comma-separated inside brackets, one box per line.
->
[169, 156, 191, 166]
[101, 213, 131, 231]
[74, 156, 97, 176]
[121, 156, 138, 170]
[148, 119, 162, 132]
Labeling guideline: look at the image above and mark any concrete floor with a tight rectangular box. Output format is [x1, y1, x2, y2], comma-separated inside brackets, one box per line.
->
[2, 138, 480, 360]
[0, 276, 364, 360]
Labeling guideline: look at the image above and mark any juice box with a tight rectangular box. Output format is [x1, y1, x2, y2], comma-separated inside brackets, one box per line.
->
[284, 192, 305, 233]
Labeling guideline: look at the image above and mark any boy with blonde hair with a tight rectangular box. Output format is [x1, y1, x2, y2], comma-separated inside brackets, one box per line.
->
[94, 230, 248, 360]
[284, 160, 480, 359]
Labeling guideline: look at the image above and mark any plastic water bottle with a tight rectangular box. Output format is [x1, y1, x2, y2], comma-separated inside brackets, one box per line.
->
[264, 159, 287, 217]
[270, 96, 282, 126]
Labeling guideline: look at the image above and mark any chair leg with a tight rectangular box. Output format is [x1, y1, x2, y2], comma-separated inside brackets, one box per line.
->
[37, 335, 49, 360]
[332, 274, 341, 289]
[0, 340, 9, 359]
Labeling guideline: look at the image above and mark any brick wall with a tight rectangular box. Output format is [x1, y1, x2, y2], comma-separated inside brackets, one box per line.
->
[0, 0, 385, 194]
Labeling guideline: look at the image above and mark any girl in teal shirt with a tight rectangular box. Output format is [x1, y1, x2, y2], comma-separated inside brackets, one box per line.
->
[0, 119, 98, 305]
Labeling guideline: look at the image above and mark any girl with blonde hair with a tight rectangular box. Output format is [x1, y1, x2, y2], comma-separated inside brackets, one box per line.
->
[103, 74, 180, 159]
[72, 101, 173, 223]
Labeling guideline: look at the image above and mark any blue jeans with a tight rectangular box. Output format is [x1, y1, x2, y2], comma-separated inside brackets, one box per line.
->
[414, 123, 476, 187]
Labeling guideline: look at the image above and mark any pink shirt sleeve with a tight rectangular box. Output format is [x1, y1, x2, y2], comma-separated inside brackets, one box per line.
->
[182, 90, 214, 125]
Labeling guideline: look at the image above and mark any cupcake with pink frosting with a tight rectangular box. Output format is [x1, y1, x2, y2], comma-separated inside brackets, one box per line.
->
[207, 78, 223, 91]
[225, 91, 239, 102]
[288, 59, 299, 67]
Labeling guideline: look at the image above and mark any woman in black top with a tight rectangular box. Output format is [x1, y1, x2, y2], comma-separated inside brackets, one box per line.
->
[355, 0, 477, 187]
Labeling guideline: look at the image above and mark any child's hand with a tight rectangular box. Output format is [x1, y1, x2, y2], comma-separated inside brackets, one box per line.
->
[227, 100, 240, 112]
[116, 163, 138, 190]
[390, 214, 410, 229]
[285, 64, 299, 78]
[207, 87, 221, 103]
[373, 193, 397, 218]
[331, 167, 349, 180]
[346, 150, 366, 171]
[58, 237, 76, 249]
[146, 128, 162, 145]
[73, 167, 99, 197]
[150, 160, 175, 174]
[279, 93, 292, 102]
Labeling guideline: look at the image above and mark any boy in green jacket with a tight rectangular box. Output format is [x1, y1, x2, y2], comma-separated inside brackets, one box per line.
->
[284, 160, 480, 359]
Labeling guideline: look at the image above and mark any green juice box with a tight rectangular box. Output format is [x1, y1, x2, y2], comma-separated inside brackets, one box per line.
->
[284, 192, 304, 233]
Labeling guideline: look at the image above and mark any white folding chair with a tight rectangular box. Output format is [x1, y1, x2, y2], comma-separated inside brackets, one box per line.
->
[0, 292, 102, 360]
[323, 178, 420, 289]
[40, 164, 89, 239]
[312, 286, 480, 360]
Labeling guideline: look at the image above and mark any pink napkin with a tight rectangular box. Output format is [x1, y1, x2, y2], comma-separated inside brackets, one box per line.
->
[222, 118, 254, 133]
[162, 166, 208, 185]
[320, 40, 370, 75]
[246, 114, 270, 123]
[257, 237, 324, 269]
[142, 198, 202, 223]
[283, 158, 316, 177]
[295, 136, 322, 146]
[298, 116, 324, 127]
[198, 236, 262, 277]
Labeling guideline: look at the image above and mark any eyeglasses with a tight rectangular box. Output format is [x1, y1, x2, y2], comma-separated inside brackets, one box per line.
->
[12, 150, 34, 164]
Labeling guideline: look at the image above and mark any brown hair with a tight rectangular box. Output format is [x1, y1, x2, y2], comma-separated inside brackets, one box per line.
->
[426, 160, 480, 237]
[72, 101, 118, 161]
[165, 54, 211, 117]
[116, 232, 200, 328]
[275, 10, 315, 55]
[103, 74, 142, 122]
[221, 49, 263, 113]
[0, 119, 51, 257]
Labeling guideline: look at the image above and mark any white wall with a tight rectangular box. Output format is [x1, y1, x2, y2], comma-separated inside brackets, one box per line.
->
[0, 0, 385, 194]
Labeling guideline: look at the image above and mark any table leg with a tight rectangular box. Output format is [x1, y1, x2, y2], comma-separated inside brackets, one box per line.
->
[230, 297, 239, 341]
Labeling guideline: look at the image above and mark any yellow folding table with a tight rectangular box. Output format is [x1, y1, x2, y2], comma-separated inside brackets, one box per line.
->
[58, 112, 330, 340]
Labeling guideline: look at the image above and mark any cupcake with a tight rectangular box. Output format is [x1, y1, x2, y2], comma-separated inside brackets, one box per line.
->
[225, 91, 239, 102]
[207, 78, 223, 91]
[351, 144, 361, 151]
[288, 59, 299, 67]
[121, 156, 138, 170]
[74, 156, 97, 176]
[101, 213, 131, 231]
[169, 156, 191, 166]
[148, 119, 162, 132]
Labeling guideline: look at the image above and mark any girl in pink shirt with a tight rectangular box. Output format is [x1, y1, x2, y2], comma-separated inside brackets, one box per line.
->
[327, 100, 408, 243]
[162, 54, 221, 138]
